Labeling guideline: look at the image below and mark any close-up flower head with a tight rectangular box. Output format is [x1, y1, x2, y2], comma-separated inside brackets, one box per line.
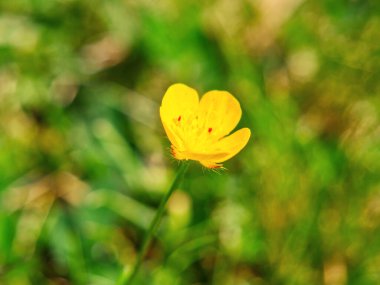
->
[160, 83, 251, 168]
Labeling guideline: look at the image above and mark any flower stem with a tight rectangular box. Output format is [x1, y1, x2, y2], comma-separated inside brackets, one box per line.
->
[117, 162, 189, 285]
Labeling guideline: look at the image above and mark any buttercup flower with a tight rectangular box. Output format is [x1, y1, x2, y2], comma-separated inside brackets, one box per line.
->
[160, 83, 251, 168]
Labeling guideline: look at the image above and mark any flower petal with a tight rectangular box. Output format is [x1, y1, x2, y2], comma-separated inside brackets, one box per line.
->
[160, 83, 199, 123]
[160, 83, 199, 149]
[198, 90, 242, 138]
[211, 127, 251, 163]
[188, 128, 250, 168]
[175, 150, 230, 162]
[161, 122, 183, 151]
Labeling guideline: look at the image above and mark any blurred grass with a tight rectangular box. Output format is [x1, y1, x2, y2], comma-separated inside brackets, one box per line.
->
[1, 0, 380, 284]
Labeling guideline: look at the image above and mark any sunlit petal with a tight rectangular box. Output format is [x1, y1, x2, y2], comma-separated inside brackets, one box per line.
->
[211, 128, 251, 163]
[160, 83, 199, 124]
[198, 90, 242, 138]
[160, 83, 199, 150]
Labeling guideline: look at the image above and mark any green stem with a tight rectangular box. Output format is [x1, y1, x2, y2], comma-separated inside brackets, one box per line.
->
[117, 162, 189, 285]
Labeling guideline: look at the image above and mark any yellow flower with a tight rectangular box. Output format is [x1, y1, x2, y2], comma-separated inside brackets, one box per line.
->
[160, 83, 251, 169]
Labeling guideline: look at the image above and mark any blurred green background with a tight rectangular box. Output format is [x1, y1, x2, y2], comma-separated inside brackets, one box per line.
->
[1, 0, 380, 284]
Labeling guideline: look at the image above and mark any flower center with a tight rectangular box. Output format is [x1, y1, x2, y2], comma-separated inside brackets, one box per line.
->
[172, 113, 218, 154]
